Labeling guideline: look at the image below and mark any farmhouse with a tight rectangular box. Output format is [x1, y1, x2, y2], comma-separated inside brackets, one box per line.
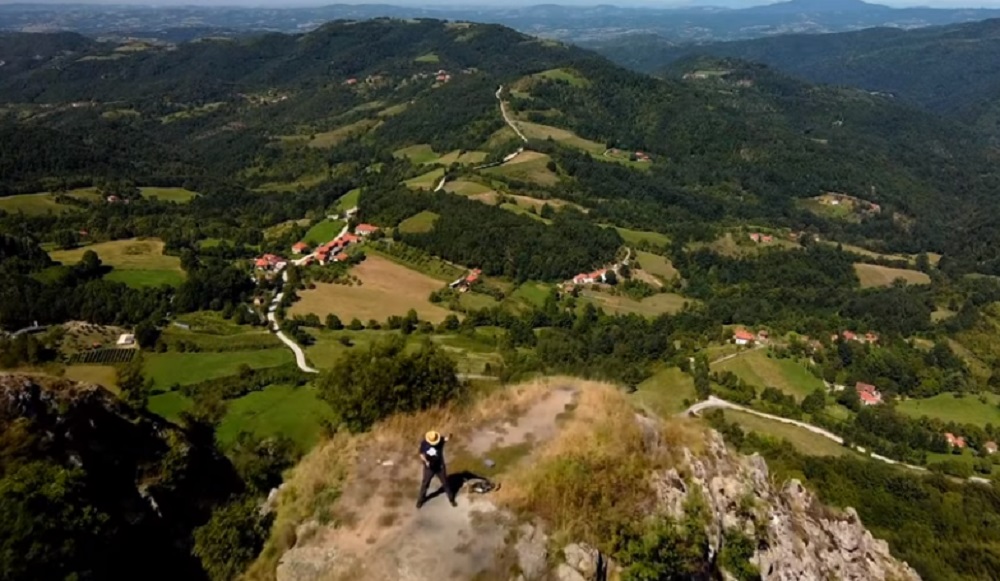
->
[254, 253, 287, 272]
[334, 252, 350, 263]
[572, 269, 608, 285]
[757, 330, 770, 343]
[748, 232, 773, 243]
[635, 151, 651, 162]
[355, 223, 379, 236]
[945, 432, 967, 449]
[832, 330, 879, 344]
[855, 382, 883, 406]
[116, 333, 135, 346]
[733, 328, 755, 346]
[292, 241, 310, 254]
[986, 441, 998, 455]
[450, 268, 482, 291]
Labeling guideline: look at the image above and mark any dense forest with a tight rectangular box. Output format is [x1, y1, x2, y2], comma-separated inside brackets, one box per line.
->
[588, 17, 1000, 136]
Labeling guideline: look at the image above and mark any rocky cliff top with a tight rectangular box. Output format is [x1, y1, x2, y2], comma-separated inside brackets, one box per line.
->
[264, 379, 918, 581]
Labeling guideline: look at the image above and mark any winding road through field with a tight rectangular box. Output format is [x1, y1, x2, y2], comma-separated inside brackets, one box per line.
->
[684, 395, 991, 485]
[267, 270, 319, 374]
[496, 85, 528, 144]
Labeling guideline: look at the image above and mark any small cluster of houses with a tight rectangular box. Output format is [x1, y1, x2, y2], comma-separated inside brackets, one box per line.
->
[449, 269, 481, 292]
[733, 328, 769, 346]
[344, 75, 385, 87]
[434, 69, 452, 83]
[820, 193, 881, 214]
[572, 269, 609, 285]
[254, 253, 288, 273]
[292, 223, 379, 266]
[606, 148, 651, 162]
[944, 433, 998, 454]
[748, 232, 774, 244]
[832, 330, 880, 344]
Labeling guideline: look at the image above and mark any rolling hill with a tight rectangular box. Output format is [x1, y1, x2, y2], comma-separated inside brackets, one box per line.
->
[588, 17, 1000, 136]
[3, 19, 1000, 272]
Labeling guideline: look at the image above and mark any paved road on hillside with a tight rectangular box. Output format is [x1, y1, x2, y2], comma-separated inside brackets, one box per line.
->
[496, 85, 528, 143]
[267, 270, 319, 374]
[684, 395, 990, 485]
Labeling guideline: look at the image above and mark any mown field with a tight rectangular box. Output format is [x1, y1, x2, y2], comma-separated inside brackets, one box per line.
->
[289, 255, 452, 324]
[718, 409, 849, 457]
[215, 385, 336, 452]
[897, 392, 1000, 427]
[634, 251, 678, 280]
[404, 167, 445, 190]
[279, 118, 379, 148]
[50, 238, 185, 288]
[0, 187, 103, 215]
[303, 219, 345, 245]
[713, 349, 824, 401]
[444, 180, 495, 196]
[632, 366, 697, 416]
[143, 349, 293, 388]
[854, 263, 931, 288]
[483, 151, 559, 186]
[398, 210, 440, 234]
[613, 227, 670, 248]
[64, 364, 119, 392]
[138, 187, 198, 203]
[578, 289, 689, 317]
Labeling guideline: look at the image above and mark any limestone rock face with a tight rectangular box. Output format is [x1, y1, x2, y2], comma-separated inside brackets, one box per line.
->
[652, 430, 920, 581]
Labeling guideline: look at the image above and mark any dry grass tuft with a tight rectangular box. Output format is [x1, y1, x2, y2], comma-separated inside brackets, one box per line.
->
[242, 431, 357, 581]
[496, 384, 683, 551]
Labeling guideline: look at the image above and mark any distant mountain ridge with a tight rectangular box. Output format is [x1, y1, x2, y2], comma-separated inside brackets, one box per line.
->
[587, 17, 1000, 135]
[3, 1, 1000, 43]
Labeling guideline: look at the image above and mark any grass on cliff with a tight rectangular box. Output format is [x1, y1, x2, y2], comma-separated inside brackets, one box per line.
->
[498, 385, 704, 552]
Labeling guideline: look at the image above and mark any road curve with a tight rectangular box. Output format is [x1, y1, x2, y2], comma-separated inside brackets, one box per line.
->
[684, 396, 991, 485]
[268, 270, 319, 374]
[496, 85, 528, 143]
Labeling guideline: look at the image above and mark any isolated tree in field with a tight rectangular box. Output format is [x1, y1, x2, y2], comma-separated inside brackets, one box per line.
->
[317, 336, 461, 431]
[325, 313, 343, 330]
[348, 318, 364, 331]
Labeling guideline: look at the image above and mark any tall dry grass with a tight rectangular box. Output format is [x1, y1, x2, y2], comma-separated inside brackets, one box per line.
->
[498, 384, 706, 553]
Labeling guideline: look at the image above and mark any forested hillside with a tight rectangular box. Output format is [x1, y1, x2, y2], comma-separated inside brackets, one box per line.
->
[588, 18, 1000, 135]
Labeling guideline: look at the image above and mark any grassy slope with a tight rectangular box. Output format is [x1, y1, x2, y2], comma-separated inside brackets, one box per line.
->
[897, 392, 1000, 427]
[398, 210, 440, 234]
[144, 349, 293, 388]
[304, 220, 346, 245]
[714, 349, 824, 401]
[854, 263, 931, 288]
[216, 385, 335, 452]
[720, 409, 848, 457]
[632, 366, 697, 415]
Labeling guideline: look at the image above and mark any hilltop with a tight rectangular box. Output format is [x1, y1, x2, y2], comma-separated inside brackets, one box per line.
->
[252, 379, 917, 581]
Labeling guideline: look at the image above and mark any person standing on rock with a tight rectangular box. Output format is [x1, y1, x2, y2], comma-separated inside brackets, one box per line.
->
[416, 430, 456, 509]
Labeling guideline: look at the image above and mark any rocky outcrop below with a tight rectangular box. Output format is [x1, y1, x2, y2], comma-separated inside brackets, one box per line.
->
[0, 373, 241, 580]
[269, 381, 918, 581]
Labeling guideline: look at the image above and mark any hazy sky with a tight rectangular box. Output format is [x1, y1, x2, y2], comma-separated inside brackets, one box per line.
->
[6, 0, 1000, 8]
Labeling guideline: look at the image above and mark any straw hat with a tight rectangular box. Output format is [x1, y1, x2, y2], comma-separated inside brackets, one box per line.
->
[425, 430, 442, 445]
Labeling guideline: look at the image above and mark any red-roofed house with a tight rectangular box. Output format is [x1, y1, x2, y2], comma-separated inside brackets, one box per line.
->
[355, 224, 379, 236]
[761, 234, 774, 243]
[292, 242, 310, 254]
[334, 252, 350, 263]
[733, 328, 755, 346]
[345, 78, 358, 85]
[855, 382, 882, 406]
[572, 269, 607, 285]
[749, 233, 762, 243]
[841, 330, 858, 342]
[864, 332, 880, 344]
[341, 233, 360, 245]
[945, 432, 967, 449]
[466, 269, 481, 284]
[254, 253, 286, 272]
[985, 441, 998, 455]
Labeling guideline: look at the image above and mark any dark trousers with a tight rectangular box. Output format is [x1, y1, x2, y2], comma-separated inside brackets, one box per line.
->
[418, 463, 454, 503]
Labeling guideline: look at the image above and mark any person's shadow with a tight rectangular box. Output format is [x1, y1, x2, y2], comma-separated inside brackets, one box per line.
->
[426, 470, 487, 501]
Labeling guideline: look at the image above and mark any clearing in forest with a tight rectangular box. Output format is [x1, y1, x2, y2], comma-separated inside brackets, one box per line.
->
[635, 250, 679, 281]
[718, 410, 848, 457]
[404, 168, 445, 190]
[613, 226, 669, 248]
[530, 67, 590, 87]
[578, 289, 688, 317]
[0, 187, 103, 215]
[444, 180, 494, 196]
[854, 263, 931, 288]
[139, 187, 198, 203]
[517, 121, 604, 155]
[50, 238, 185, 287]
[897, 392, 1000, 427]
[143, 349, 294, 388]
[304, 220, 346, 245]
[713, 349, 823, 401]
[279, 119, 379, 148]
[398, 211, 440, 234]
[289, 255, 452, 324]
[483, 151, 559, 186]
[215, 385, 335, 453]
